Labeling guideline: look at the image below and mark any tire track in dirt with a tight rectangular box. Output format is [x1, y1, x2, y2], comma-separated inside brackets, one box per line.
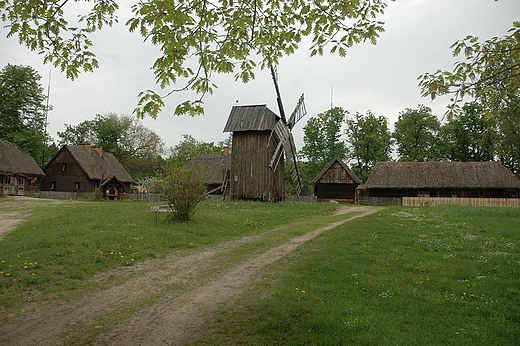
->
[0, 206, 381, 346]
[96, 207, 381, 346]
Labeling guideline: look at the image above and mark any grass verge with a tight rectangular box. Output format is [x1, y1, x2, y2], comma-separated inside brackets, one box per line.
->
[0, 198, 338, 311]
[199, 205, 520, 345]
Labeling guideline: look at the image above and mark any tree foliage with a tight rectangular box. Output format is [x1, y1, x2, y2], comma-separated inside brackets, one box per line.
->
[166, 134, 224, 168]
[299, 106, 348, 189]
[418, 21, 520, 117]
[392, 105, 442, 162]
[0, 64, 51, 163]
[495, 97, 520, 175]
[345, 110, 392, 181]
[57, 112, 165, 177]
[160, 166, 207, 222]
[441, 102, 497, 162]
[0, 0, 391, 118]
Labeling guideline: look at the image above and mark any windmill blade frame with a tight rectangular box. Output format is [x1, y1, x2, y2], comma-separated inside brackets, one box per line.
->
[287, 93, 307, 130]
[268, 65, 307, 196]
[268, 120, 289, 171]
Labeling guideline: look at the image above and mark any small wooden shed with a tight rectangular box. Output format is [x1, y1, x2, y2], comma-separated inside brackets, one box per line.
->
[42, 144, 135, 199]
[0, 140, 45, 196]
[313, 157, 361, 203]
[364, 161, 520, 198]
[223, 105, 285, 201]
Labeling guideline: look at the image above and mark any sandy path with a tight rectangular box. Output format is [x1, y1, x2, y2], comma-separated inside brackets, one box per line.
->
[0, 205, 381, 346]
[0, 196, 64, 240]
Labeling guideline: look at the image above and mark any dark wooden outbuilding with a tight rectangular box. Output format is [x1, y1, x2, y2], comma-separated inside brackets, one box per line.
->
[0, 140, 45, 196]
[364, 161, 520, 198]
[313, 157, 361, 203]
[223, 105, 285, 201]
[42, 144, 135, 199]
[187, 148, 232, 196]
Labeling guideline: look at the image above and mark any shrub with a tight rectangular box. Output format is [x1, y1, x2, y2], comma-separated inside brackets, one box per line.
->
[159, 167, 208, 222]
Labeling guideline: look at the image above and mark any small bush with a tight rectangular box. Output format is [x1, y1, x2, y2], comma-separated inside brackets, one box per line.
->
[159, 167, 208, 222]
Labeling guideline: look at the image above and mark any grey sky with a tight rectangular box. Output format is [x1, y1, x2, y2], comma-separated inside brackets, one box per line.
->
[1, 0, 519, 152]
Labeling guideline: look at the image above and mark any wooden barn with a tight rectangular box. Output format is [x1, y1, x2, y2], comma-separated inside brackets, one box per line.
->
[364, 161, 520, 198]
[223, 105, 285, 201]
[313, 157, 361, 203]
[0, 140, 45, 196]
[42, 144, 135, 199]
[187, 148, 232, 197]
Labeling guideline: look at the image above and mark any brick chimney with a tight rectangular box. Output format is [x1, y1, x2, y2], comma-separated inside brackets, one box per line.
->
[222, 146, 230, 156]
[93, 146, 103, 157]
[80, 143, 92, 155]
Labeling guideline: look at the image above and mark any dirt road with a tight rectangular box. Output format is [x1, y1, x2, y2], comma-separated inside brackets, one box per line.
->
[0, 204, 381, 345]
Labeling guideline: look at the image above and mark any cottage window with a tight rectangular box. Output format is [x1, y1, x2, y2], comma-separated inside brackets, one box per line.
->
[75, 182, 80, 191]
[18, 178, 25, 188]
[62, 163, 67, 172]
[50, 182, 56, 190]
[4, 176, 10, 186]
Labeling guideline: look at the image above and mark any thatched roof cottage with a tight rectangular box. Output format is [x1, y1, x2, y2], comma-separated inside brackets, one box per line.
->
[364, 161, 520, 198]
[0, 140, 45, 195]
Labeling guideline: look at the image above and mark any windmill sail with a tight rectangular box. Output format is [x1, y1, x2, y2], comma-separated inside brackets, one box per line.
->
[268, 66, 306, 196]
[287, 93, 306, 130]
[268, 119, 304, 196]
[268, 120, 290, 171]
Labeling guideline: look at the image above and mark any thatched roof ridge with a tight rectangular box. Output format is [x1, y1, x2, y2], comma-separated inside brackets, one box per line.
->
[47, 145, 135, 183]
[312, 157, 361, 184]
[0, 140, 45, 177]
[223, 105, 279, 132]
[187, 153, 231, 184]
[364, 161, 520, 189]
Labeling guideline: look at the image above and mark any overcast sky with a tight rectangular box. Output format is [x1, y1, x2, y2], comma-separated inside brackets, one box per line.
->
[1, 0, 519, 152]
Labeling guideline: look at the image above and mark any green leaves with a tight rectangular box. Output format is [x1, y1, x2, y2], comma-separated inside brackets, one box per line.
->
[392, 105, 442, 162]
[346, 110, 392, 181]
[2, 0, 392, 118]
[419, 21, 520, 117]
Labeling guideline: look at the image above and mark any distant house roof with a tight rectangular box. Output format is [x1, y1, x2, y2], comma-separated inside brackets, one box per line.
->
[46, 145, 135, 183]
[0, 140, 45, 177]
[364, 161, 520, 189]
[187, 153, 231, 185]
[312, 157, 361, 184]
[223, 105, 280, 132]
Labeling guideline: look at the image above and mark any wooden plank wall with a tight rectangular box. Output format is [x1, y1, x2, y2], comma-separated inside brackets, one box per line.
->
[403, 197, 520, 207]
[318, 161, 356, 183]
[231, 131, 284, 201]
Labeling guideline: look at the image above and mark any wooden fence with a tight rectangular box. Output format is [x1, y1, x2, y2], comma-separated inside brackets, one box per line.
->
[357, 197, 403, 206]
[38, 191, 167, 203]
[402, 197, 520, 207]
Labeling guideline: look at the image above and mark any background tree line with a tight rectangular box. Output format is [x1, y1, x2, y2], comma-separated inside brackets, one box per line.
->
[298, 100, 520, 193]
[2, 63, 519, 197]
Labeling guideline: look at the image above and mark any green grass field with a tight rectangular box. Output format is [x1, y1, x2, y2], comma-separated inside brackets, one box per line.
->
[198, 205, 520, 345]
[1, 198, 519, 345]
[0, 198, 338, 308]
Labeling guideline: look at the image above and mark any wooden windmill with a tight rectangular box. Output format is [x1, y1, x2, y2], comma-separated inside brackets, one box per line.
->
[267, 66, 307, 196]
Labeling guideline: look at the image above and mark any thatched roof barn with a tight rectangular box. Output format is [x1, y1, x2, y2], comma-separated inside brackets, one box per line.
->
[0, 140, 45, 195]
[187, 148, 231, 195]
[42, 144, 135, 199]
[223, 105, 284, 201]
[364, 161, 520, 198]
[313, 157, 361, 203]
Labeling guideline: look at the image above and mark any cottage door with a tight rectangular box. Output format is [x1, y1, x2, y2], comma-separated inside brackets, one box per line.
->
[10, 177, 18, 195]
